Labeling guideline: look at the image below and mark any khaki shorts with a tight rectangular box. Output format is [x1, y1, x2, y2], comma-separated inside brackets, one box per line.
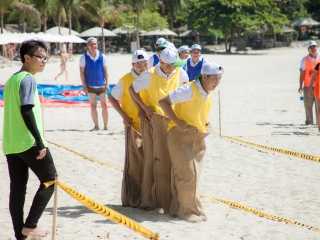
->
[87, 86, 106, 96]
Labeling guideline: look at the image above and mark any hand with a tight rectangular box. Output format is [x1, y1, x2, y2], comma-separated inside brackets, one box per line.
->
[298, 87, 302, 93]
[83, 86, 88, 93]
[138, 110, 147, 119]
[177, 121, 189, 132]
[105, 84, 110, 92]
[123, 115, 133, 127]
[37, 148, 47, 160]
[143, 106, 154, 118]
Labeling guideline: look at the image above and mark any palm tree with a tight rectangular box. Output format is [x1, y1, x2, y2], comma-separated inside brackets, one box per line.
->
[0, 0, 13, 33]
[83, 0, 130, 53]
[9, 0, 41, 33]
[161, 0, 183, 41]
[54, 0, 68, 34]
[64, 0, 84, 35]
[31, 0, 54, 32]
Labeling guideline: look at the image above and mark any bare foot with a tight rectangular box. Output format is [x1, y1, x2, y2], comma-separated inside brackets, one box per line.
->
[90, 126, 99, 132]
[22, 227, 50, 237]
[103, 126, 108, 130]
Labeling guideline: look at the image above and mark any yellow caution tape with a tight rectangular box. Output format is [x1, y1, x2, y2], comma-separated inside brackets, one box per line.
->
[47, 140, 123, 172]
[201, 194, 320, 232]
[46, 140, 320, 233]
[45, 180, 160, 240]
[222, 135, 320, 163]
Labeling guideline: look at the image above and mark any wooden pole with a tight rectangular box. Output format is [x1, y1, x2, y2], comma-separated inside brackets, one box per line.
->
[218, 90, 221, 138]
[41, 91, 44, 137]
[51, 173, 58, 240]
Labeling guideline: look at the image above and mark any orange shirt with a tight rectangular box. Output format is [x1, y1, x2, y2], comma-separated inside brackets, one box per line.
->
[304, 55, 320, 87]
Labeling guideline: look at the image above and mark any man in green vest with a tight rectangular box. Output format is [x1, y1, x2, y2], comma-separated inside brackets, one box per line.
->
[2, 40, 57, 240]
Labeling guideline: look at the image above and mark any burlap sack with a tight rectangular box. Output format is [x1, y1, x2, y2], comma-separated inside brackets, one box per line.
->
[151, 113, 172, 213]
[121, 126, 144, 207]
[168, 125, 212, 223]
[139, 118, 156, 210]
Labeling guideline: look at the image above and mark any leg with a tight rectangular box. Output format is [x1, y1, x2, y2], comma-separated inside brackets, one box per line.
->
[315, 98, 320, 131]
[99, 92, 108, 130]
[6, 154, 29, 240]
[88, 92, 99, 131]
[54, 66, 64, 80]
[303, 87, 315, 125]
[19, 147, 56, 237]
[65, 67, 68, 81]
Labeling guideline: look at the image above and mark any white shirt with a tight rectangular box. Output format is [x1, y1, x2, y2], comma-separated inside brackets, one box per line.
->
[132, 65, 189, 93]
[111, 68, 139, 100]
[79, 50, 108, 67]
[148, 52, 159, 67]
[169, 79, 212, 104]
[185, 56, 208, 71]
[300, 52, 319, 70]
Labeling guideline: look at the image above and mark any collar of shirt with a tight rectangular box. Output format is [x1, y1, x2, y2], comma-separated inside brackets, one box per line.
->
[86, 50, 100, 61]
[308, 52, 319, 61]
[195, 79, 211, 99]
[190, 56, 203, 67]
[155, 64, 177, 80]
[130, 68, 139, 78]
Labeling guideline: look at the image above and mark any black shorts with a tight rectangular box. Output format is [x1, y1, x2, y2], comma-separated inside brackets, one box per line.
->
[87, 86, 106, 96]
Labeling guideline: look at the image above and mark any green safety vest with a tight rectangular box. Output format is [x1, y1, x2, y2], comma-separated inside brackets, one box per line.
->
[2, 71, 47, 155]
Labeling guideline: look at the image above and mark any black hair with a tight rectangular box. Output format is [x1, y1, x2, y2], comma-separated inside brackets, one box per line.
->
[20, 40, 47, 63]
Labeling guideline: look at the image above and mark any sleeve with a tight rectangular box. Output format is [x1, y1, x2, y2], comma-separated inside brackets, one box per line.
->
[132, 70, 151, 92]
[103, 54, 108, 67]
[168, 84, 193, 104]
[79, 55, 86, 67]
[315, 63, 320, 71]
[20, 75, 36, 106]
[179, 68, 189, 85]
[110, 81, 124, 100]
[148, 56, 154, 67]
[300, 57, 306, 71]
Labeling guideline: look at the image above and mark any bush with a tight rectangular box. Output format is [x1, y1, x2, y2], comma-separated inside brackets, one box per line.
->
[173, 38, 182, 45]
[292, 30, 299, 41]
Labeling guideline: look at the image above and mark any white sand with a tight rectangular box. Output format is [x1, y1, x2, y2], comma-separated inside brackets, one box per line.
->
[0, 46, 320, 240]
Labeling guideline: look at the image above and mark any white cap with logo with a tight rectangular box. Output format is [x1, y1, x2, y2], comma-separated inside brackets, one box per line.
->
[156, 37, 166, 45]
[159, 47, 186, 67]
[179, 45, 191, 52]
[308, 40, 317, 48]
[132, 50, 149, 63]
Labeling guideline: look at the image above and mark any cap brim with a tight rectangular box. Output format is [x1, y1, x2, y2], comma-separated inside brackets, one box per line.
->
[171, 59, 186, 67]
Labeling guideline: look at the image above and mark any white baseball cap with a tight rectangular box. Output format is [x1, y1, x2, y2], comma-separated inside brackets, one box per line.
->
[160, 47, 186, 67]
[156, 41, 176, 51]
[156, 37, 166, 45]
[132, 50, 149, 63]
[195, 62, 224, 79]
[179, 45, 190, 52]
[86, 37, 98, 43]
[308, 40, 317, 48]
[190, 44, 201, 51]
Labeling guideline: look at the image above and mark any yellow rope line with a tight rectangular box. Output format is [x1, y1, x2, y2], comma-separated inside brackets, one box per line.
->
[44, 180, 159, 239]
[47, 140, 320, 233]
[222, 135, 320, 163]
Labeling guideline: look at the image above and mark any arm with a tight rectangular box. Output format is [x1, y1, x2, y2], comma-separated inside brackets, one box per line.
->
[79, 66, 88, 93]
[109, 94, 132, 126]
[104, 66, 110, 92]
[159, 95, 188, 131]
[129, 85, 154, 117]
[298, 70, 305, 93]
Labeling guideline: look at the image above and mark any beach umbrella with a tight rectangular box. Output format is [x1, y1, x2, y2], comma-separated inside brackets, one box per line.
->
[79, 27, 117, 37]
[140, 28, 177, 36]
[0, 33, 22, 43]
[46, 26, 80, 36]
[0, 34, 9, 45]
[290, 18, 320, 27]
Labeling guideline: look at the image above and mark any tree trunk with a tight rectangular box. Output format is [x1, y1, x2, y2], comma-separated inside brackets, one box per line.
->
[273, 32, 276, 48]
[169, 13, 174, 42]
[224, 32, 229, 52]
[228, 29, 234, 52]
[58, 8, 61, 35]
[101, 25, 105, 54]
[0, 13, 4, 33]
[43, 14, 47, 33]
[136, 7, 140, 50]
[68, 9, 72, 35]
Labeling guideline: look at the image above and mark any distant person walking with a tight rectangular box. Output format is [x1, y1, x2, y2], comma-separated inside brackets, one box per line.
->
[80, 37, 109, 131]
[298, 40, 319, 125]
[186, 44, 208, 81]
[2, 40, 57, 240]
[54, 50, 68, 81]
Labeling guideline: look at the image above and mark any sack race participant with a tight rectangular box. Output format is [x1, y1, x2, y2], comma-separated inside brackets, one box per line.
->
[159, 61, 223, 222]
[109, 50, 149, 207]
[129, 47, 188, 212]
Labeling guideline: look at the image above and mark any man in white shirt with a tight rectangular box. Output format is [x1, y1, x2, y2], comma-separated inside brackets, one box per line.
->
[79, 37, 109, 131]
[186, 44, 208, 81]
[178, 45, 190, 71]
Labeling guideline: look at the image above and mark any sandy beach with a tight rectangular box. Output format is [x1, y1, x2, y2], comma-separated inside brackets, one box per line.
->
[0, 45, 319, 240]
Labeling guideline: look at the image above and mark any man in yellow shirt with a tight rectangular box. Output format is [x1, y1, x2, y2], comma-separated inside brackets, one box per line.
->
[109, 50, 149, 208]
[159, 61, 223, 223]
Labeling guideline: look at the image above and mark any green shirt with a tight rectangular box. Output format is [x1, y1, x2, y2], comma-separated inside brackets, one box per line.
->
[2, 71, 47, 155]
